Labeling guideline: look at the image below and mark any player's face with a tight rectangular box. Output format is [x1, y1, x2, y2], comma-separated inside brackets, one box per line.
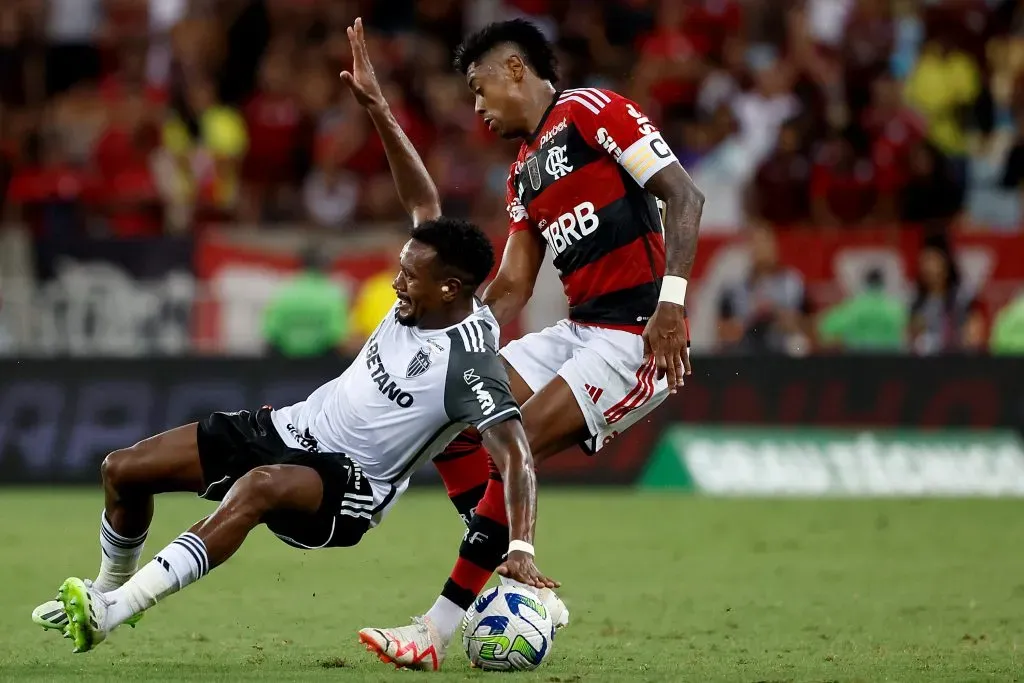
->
[467, 59, 524, 139]
[392, 239, 449, 327]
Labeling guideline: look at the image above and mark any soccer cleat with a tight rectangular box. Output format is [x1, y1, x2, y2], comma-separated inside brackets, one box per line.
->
[32, 600, 70, 632]
[538, 587, 570, 631]
[33, 580, 142, 634]
[57, 577, 114, 653]
[358, 616, 445, 671]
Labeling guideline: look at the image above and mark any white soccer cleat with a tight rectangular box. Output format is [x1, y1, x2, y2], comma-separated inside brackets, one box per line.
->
[538, 587, 570, 631]
[57, 577, 114, 653]
[358, 616, 446, 671]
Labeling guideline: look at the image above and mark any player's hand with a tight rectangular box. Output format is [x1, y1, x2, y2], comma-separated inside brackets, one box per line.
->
[496, 551, 560, 589]
[340, 17, 384, 109]
[642, 302, 691, 393]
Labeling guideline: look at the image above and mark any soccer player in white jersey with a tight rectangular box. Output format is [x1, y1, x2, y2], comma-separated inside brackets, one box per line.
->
[30, 35, 556, 664]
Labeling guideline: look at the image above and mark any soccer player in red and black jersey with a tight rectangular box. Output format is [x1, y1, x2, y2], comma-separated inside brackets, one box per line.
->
[358, 19, 704, 669]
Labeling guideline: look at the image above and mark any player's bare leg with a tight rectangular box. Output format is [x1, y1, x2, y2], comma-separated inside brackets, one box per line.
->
[58, 464, 325, 653]
[32, 424, 205, 632]
[363, 365, 578, 669]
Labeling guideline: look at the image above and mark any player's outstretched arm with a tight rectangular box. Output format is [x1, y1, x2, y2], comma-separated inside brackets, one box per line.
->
[480, 418, 559, 589]
[340, 17, 440, 226]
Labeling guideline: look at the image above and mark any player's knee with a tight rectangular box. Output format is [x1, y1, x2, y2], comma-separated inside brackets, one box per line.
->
[101, 447, 142, 491]
[226, 466, 281, 517]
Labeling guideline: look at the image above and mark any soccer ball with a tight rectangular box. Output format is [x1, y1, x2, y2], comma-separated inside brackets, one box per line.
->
[463, 585, 553, 671]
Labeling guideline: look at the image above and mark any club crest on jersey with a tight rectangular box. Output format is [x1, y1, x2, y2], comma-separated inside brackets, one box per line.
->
[545, 145, 573, 179]
[406, 346, 432, 378]
[526, 154, 542, 191]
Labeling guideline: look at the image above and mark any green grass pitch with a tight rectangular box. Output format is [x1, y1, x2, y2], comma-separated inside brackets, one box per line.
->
[2, 489, 1023, 682]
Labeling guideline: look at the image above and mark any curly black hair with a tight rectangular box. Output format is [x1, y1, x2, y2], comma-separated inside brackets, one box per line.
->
[410, 217, 495, 292]
[453, 19, 558, 83]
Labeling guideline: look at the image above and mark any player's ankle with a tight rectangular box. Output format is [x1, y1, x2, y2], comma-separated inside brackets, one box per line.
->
[424, 596, 465, 645]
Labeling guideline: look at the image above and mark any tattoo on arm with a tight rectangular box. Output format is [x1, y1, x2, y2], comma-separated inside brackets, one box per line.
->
[647, 164, 705, 279]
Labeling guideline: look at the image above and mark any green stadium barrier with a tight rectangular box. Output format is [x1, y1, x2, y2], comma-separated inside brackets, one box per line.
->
[640, 426, 1024, 496]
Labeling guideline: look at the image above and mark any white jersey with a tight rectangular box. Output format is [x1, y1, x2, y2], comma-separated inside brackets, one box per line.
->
[270, 303, 519, 525]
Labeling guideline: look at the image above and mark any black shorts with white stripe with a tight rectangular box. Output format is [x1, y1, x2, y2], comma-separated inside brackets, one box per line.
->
[197, 408, 373, 549]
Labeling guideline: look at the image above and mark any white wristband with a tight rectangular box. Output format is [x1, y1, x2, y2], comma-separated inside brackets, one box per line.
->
[659, 276, 688, 306]
[507, 540, 535, 556]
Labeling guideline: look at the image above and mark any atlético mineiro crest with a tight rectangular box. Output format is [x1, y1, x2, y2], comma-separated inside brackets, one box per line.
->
[526, 154, 542, 191]
[406, 346, 432, 378]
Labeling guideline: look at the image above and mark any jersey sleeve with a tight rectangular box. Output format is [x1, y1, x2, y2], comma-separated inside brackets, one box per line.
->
[566, 88, 679, 187]
[505, 166, 532, 235]
[444, 322, 521, 432]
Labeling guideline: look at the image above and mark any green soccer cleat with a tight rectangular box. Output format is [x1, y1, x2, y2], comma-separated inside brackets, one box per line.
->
[58, 577, 112, 653]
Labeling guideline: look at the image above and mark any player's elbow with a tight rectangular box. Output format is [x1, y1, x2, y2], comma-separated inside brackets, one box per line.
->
[411, 201, 442, 226]
[677, 181, 705, 211]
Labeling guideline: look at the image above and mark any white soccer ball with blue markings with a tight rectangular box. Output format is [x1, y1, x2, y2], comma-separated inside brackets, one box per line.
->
[463, 585, 553, 671]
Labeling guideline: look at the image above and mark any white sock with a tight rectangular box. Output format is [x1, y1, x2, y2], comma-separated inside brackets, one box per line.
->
[105, 532, 209, 628]
[425, 595, 467, 645]
[94, 512, 148, 592]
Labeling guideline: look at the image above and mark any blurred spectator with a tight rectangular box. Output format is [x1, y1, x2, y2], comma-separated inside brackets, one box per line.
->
[810, 126, 880, 226]
[6, 128, 94, 238]
[904, 36, 981, 161]
[966, 123, 1019, 230]
[999, 112, 1024, 220]
[241, 47, 304, 220]
[717, 225, 812, 355]
[862, 73, 927, 220]
[989, 290, 1024, 355]
[161, 73, 248, 221]
[900, 141, 965, 229]
[840, 0, 894, 118]
[818, 267, 907, 352]
[731, 48, 800, 170]
[748, 117, 812, 226]
[91, 89, 162, 236]
[44, 0, 103, 97]
[303, 134, 359, 229]
[262, 248, 348, 359]
[632, 0, 709, 116]
[908, 241, 986, 354]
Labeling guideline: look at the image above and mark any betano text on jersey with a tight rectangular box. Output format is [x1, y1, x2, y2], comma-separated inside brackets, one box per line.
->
[270, 303, 519, 524]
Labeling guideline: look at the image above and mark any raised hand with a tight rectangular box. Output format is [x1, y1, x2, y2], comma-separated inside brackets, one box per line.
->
[339, 17, 384, 109]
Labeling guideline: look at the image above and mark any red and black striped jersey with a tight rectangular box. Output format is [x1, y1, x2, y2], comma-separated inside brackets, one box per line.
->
[506, 87, 678, 334]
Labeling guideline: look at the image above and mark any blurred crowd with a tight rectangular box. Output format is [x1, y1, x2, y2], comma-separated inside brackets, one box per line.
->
[1, 0, 1024, 356]
[3, 0, 1024, 236]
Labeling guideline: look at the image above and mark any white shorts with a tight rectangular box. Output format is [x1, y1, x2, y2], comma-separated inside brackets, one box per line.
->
[499, 320, 670, 453]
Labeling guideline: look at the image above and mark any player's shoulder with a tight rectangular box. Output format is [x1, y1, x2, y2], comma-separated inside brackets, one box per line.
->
[445, 311, 499, 357]
[556, 87, 626, 116]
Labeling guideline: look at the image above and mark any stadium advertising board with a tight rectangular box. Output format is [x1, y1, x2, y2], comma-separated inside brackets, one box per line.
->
[641, 426, 1024, 497]
[0, 357, 1020, 486]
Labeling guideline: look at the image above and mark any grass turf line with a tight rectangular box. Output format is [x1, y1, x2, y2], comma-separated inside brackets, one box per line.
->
[1, 489, 1022, 681]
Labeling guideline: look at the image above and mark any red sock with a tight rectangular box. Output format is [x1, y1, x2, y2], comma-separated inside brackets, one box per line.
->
[433, 430, 490, 526]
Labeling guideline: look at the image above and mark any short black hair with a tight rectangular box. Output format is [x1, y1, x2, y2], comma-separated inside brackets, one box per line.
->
[410, 217, 495, 292]
[453, 19, 558, 83]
